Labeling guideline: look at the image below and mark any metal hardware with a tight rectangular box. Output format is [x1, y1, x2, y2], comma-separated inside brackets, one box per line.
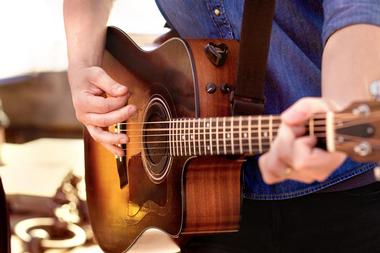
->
[204, 42, 229, 67]
[354, 142, 372, 157]
[214, 8, 221, 16]
[220, 83, 233, 94]
[206, 83, 217, 94]
[369, 80, 380, 101]
[352, 104, 370, 116]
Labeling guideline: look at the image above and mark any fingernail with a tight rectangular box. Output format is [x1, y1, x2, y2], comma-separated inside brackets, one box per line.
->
[120, 136, 128, 143]
[128, 105, 137, 114]
[114, 85, 127, 94]
[282, 109, 305, 123]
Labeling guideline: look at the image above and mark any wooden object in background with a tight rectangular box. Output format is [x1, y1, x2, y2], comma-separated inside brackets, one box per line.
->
[0, 72, 82, 143]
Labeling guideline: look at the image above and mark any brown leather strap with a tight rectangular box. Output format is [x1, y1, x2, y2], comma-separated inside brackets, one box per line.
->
[232, 0, 276, 116]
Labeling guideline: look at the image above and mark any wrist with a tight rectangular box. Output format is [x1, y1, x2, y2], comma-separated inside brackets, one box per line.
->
[67, 55, 103, 71]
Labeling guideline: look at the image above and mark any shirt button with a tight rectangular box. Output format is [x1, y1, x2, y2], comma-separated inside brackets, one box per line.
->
[214, 8, 221, 16]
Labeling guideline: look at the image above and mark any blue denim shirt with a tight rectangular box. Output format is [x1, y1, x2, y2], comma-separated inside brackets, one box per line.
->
[155, 0, 380, 200]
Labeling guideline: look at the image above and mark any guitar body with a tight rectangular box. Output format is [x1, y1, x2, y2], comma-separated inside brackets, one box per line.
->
[85, 27, 242, 252]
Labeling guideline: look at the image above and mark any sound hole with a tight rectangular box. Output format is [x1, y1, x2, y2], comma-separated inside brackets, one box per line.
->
[142, 99, 171, 182]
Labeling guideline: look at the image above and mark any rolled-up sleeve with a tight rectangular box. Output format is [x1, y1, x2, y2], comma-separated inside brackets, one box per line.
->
[322, 0, 380, 46]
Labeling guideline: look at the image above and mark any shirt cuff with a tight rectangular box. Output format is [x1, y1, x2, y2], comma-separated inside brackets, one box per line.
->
[322, 1, 380, 46]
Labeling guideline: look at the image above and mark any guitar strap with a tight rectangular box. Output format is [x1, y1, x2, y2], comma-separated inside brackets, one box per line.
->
[232, 0, 276, 116]
[233, 0, 377, 191]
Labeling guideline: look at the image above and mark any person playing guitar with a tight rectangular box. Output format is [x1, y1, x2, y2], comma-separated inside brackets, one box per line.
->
[64, 1, 380, 252]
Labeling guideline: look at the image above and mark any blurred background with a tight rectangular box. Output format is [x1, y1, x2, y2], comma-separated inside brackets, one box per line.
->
[0, 1, 171, 252]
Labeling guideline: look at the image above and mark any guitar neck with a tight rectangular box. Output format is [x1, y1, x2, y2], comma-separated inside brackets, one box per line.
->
[164, 115, 328, 157]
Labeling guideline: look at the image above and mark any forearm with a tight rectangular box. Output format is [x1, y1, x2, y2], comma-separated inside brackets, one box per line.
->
[63, 0, 113, 68]
[322, 24, 380, 110]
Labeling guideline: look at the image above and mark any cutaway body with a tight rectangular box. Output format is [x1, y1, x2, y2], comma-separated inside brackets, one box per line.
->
[85, 27, 242, 252]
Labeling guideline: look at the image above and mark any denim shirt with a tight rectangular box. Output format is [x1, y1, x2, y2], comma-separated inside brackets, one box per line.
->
[155, 0, 380, 200]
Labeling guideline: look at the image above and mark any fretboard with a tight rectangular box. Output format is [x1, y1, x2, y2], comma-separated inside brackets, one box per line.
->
[168, 116, 283, 157]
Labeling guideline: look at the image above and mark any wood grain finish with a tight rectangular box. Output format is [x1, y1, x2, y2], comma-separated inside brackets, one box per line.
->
[85, 27, 243, 253]
[183, 157, 242, 233]
[181, 40, 242, 233]
[187, 40, 239, 118]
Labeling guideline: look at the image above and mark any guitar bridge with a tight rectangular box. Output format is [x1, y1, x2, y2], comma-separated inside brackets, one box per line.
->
[115, 123, 128, 188]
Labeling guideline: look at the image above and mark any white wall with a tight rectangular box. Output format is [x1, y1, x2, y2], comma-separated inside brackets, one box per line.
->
[0, 0, 167, 80]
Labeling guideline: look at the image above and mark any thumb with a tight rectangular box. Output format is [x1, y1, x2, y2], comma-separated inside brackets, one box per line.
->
[87, 66, 128, 97]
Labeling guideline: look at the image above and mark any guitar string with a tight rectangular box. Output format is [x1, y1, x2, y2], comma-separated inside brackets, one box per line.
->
[116, 114, 373, 127]
[114, 111, 365, 125]
[112, 117, 353, 130]
[118, 126, 327, 136]
[111, 118, 378, 156]
[121, 128, 328, 141]
[112, 118, 373, 150]
[118, 130, 377, 156]
[327, 115, 380, 129]
[118, 137, 334, 156]
[114, 124, 328, 133]
[122, 128, 326, 138]
[113, 111, 378, 126]
[119, 132, 326, 147]
[112, 116, 377, 133]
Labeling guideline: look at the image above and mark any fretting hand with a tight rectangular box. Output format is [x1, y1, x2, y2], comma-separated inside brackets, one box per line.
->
[258, 97, 347, 184]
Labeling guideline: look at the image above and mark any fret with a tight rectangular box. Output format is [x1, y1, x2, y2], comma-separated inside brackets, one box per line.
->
[187, 119, 192, 155]
[209, 118, 213, 155]
[269, 115, 273, 146]
[184, 119, 188, 156]
[178, 119, 183, 156]
[239, 116, 243, 154]
[258, 116, 262, 153]
[241, 118, 249, 154]
[168, 115, 286, 156]
[173, 120, 176, 156]
[248, 116, 252, 154]
[216, 118, 220, 155]
[223, 117, 227, 155]
[175, 119, 179, 156]
[326, 112, 335, 152]
[169, 120, 173, 156]
[309, 117, 314, 136]
[181, 119, 186, 156]
[192, 119, 196, 155]
[185, 119, 188, 155]
[183, 119, 187, 156]
[203, 118, 207, 154]
[174, 119, 177, 156]
[198, 118, 202, 155]
[230, 118, 235, 154]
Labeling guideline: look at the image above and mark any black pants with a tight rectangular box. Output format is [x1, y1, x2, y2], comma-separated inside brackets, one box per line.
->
[183, 182, 380, 253]
[0, 178, 10, 253]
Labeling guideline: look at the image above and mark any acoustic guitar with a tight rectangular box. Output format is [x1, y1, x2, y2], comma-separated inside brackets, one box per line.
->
[84, 26, 380, 252]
